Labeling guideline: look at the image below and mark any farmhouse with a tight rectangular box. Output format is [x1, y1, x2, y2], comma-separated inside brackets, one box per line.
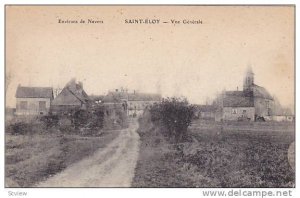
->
[223, 91, 255, 121]
[102, 89, 161, 117]
[51, 79, 91, 114]
[127, 92, 161, 117]
[15, 85, 53, 116]
[99, 91, 128, 119]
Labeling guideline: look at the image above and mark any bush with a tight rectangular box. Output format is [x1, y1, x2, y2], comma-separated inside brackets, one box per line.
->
[90, 107, 105, 129]
[149, 97, 194, 142]
[71, 107, 105, 130]
[40, 114, 59, 129]
[72, 109, 91, 129]
[115, 109, 128, 128]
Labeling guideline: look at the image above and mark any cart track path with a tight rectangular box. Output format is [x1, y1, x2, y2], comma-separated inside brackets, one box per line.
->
[38, 119, 140, 187]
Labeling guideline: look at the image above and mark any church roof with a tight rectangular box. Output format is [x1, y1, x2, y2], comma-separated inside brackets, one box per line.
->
[223, 91, 254, 107]
[252, 84, 273, 100]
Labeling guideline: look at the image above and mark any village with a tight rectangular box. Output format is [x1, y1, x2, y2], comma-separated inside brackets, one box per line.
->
[6, 66, 294, 123]
[5, 66, 295, 188]
[3, 3, 295, 191]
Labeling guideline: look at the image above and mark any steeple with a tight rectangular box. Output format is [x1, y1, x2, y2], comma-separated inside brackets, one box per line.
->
[243, 65, 254, 91]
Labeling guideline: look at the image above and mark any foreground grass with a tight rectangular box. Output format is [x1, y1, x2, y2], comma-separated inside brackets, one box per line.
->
[5, 129, 120, 187]
[132, 119, 295, 187]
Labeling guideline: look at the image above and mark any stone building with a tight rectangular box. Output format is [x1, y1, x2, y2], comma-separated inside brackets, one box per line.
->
[222, 91, 255, 121]
[217, 66, 274, 121]
[127, 92, 161, 117]
[102, 89, 161, 117]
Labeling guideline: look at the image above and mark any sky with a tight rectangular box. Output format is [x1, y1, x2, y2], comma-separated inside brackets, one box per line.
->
[6, 6, 294, 108]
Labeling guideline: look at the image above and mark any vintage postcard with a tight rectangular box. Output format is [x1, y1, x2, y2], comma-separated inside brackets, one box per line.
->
[5, 5, 295, 188]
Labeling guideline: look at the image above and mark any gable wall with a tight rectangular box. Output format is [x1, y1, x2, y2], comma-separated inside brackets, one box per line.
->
[52, 88, 82, 106]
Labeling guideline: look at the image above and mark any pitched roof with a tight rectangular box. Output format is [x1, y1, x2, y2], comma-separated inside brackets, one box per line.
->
[66, 83, 90, 103]
[103, 91, 128, 103]
[128, 93, 161, 101]
[252, 84, 273, 100]
[16, 86, 53, 99]
[223, 91, 254, 107]
[51, 88, 83, 106]
[102, 91, 161, 103]
[51, 79, 90, 106]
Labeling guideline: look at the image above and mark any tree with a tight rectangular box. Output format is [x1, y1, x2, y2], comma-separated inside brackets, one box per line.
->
[150, 97, 194, 142]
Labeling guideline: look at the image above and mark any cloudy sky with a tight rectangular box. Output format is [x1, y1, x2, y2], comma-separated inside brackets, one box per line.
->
[6, 6, 294, 108]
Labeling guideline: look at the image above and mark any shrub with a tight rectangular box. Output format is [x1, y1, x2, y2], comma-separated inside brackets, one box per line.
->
[40, 114, 59, 129]
[90, 107, 105, 129]
[71, 108, 104, 129]
[115, 109, 128, 128]
[149, 97, 194, 142]
[72, 109, 91, 129]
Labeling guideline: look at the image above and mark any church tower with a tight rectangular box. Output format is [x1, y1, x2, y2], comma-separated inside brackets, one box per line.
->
[243, 66, 254, 91]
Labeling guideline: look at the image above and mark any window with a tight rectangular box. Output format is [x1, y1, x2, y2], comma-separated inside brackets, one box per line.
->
[20, 101, 28, 110]
[39, 101, 46, 111]
[243, 109, 247, 114]
[232, 108, 237, 114]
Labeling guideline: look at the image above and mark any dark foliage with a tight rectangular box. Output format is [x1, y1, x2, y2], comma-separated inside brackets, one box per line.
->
[6, 122, 30, 135]
[73, 110, 91, 129]
[149, 97, 194, 142]
[6, 107, 106, 136]
[40, 114, 59, 128]
[68, 107, 105, 130]
[115, 109, 129, 128]
[6, 121, 47, 136]
[90, 107, 105, 128]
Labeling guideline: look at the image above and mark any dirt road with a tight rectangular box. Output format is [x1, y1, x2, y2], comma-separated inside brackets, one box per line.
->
[38, 119, 140, 187]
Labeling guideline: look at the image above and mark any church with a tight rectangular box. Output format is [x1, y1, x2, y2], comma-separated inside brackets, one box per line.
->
[222, 67, 274, 121]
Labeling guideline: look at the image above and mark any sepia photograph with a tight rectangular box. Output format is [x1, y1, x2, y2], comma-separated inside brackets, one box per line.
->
[4, 5, 295, 188]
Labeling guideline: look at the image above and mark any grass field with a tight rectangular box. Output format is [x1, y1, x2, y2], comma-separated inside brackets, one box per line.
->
[5, 129, 121, 187]
[132, 119, 295, 187]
